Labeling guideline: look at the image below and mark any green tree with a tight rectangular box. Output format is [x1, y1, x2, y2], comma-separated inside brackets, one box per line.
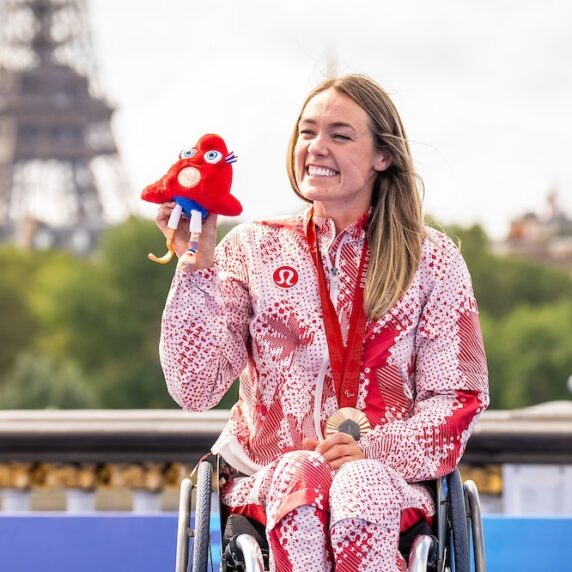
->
[0, 352, 98, 409]
[0, 247, 40, 380]
[29, 218, 175, 407]
[446, 224, 572, 317]
[1, 217, 242, 410]
[440, 223, 572, 409]
[483, 302, 572, 409]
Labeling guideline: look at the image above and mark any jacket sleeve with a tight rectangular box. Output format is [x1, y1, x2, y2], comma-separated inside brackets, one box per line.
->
[358, 237, 489, 482]
[160, 227, 251, 411]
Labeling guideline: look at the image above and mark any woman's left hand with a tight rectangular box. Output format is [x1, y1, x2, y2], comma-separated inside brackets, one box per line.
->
[303, 433, 364, 470]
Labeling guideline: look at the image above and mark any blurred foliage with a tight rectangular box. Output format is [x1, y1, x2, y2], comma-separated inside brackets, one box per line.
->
[0, 352, 97, 409]
[482, 302, 572, 409]
[0, 218, 571, 411]
[0, 219, 176, 409]
[0, 249, 39, 375]
[447, 224, 572, 409]
[446, 224, 572, 317]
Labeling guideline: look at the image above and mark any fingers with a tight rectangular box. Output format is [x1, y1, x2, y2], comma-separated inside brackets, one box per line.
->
[319, 443, 356, 462]
[328, 456, 359, 471]
[301, 433, 364, 469]
[154, 203, 214, 263]
[314, 432, 364, 469]
[315, 432, 354, 455]
[302, 437, 318, 451]
[202, 212, 218, 230]
[154, 202, 177, 229]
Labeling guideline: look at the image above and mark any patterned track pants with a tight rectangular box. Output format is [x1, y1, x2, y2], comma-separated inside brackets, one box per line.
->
[221, 450, 434, 572]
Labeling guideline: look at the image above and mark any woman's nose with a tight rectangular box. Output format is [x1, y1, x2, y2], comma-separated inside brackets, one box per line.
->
[308, 134, 328, 156]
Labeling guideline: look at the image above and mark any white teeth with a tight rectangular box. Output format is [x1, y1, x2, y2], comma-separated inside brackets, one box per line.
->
[307, 165, 338, 177]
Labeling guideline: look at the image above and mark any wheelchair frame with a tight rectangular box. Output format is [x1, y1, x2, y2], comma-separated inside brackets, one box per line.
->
[176, 455, 486, 572]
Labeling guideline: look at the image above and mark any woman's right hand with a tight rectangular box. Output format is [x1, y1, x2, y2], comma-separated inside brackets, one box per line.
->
[154, 202, 218, 270]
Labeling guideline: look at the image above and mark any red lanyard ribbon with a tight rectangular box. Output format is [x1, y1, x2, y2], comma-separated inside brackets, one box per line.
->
[306, 211, 369, 408]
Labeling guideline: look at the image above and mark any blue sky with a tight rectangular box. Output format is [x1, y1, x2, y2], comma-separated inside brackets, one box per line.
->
[89, 0, 572, 238]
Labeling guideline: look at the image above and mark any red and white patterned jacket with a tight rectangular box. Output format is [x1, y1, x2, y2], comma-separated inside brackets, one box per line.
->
[160, 208, 489, 482]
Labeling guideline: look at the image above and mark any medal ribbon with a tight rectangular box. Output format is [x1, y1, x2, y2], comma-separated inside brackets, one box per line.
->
[306, 210, 369, 408]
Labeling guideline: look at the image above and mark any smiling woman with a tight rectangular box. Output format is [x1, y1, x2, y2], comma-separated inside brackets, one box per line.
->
[287, 75, 425, 320]
[293, 89, 391, 229]
[157, 74, 489, 571]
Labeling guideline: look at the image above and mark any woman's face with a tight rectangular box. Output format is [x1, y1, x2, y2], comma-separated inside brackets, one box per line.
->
[294, 88, 391, 212]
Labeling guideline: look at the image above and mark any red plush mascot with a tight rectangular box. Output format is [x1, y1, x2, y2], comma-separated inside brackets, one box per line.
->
[141, 133, 241, 266]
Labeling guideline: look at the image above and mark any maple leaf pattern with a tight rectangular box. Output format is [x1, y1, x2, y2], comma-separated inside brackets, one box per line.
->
[257, 306, 314, 365]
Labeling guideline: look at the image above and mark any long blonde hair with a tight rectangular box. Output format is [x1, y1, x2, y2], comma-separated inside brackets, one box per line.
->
[286, 74, 424, 320]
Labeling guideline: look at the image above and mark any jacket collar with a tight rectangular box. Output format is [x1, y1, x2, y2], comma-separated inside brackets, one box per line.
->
[303, 205, 370, 243]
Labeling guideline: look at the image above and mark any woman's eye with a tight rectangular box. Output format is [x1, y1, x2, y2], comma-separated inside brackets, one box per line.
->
[204, 150, 222, 164]
[180, 148, 197, 159]
[334, 134, 351, 141]
[299, 129, 314, 137]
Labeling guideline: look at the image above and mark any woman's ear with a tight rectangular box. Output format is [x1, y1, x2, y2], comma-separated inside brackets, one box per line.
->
[373, 150, 392, 172]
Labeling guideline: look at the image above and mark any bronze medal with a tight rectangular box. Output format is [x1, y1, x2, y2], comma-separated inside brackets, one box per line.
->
[325, 407, 371, 441]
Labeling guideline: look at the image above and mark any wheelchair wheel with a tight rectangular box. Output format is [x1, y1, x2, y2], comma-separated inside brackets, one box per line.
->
[191, 460, 213, 572]
[175, 478, 193, 572]
[447, 470, 469, 572]
[464, 480, 486, 572]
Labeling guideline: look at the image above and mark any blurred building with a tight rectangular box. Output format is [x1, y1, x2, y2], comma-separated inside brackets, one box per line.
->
[0, 0, 132, 254]
[497, 191, 572, 271]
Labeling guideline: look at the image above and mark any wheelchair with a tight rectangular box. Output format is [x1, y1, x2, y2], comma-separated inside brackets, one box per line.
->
[175, 454, 486, 572]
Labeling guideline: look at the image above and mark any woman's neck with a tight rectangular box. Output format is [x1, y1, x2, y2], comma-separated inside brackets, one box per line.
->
[313, 200, 369, 234]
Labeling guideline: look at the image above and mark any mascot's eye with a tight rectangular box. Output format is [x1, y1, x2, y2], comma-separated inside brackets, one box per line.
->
[204, 150, 222, 164]
[180, 148, 197, 159]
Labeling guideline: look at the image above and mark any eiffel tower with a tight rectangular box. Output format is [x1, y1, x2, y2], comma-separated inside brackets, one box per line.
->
[0, 0, 132, 253]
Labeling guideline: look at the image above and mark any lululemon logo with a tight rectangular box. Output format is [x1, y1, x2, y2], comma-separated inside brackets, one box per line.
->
[273, 266, 299, 288]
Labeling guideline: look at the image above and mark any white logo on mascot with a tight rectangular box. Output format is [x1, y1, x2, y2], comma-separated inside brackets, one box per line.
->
[273, 266, 299, 288]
